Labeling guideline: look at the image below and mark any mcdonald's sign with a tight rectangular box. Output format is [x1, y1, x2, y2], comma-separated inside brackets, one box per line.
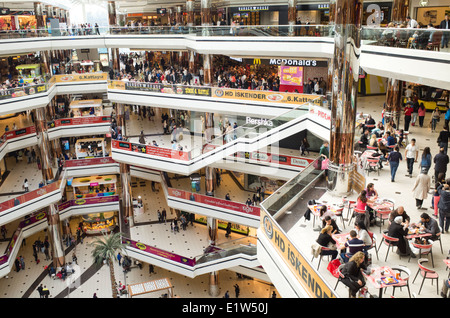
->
[253, 58, 262, 65]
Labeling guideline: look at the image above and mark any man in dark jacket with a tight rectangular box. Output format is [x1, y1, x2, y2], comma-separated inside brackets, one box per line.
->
[438, 183, 450, 232]
[434, 147, 449, 181]
[387, 216, 412, 257]
[437, 125, 450, 154]
[418, 212, 442, 240]
[440, 14, 449, 48]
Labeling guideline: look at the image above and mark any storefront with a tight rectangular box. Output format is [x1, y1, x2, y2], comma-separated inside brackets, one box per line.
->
[296, 3, 331, 24]
[15, 64, 42, 83]
[415, 5, 450, 27]
[82, 211, 117, 235]
[71, 175, 117, 199]
[75, 137, 107, 159]
[69, 99, 103, 117]
[0, 10, 37, 30]
[228, 5, 288, 25]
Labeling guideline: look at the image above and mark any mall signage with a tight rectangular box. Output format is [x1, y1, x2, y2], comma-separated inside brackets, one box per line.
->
[243, 58, 327, 67]
[238, 6, 269, 12]
[245, 116, 274, 127]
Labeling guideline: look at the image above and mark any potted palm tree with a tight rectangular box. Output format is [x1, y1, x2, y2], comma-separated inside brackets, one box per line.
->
[90, 231, 126, 298]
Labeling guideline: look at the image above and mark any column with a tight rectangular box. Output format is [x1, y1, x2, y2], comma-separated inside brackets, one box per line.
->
[326, 0, 336, 107]
[188, 50, 195, 74]
[108, 1, 117, 25]
[287, 0, 297, 36]
[116, 103, 133, 226]
[186, 0, 195, 27]
[201, 0, 211, 25]
[176, 5, 183, 25]
[34, 107, 54, 182]
[384, 0, 409, 127]
[207, 216, 217, 245]
[110, 47, 120, 75]
[391, 0, 409, 25]
[327, 0, 363, 196]
[46, 5, 53, 19]
[384, 78, 403, 127]
[120, 162, 134, 226]
[34, 2, 45, 29]
[209, 271, 220, 296]
[48, 204, 65, 267]
[202, 53, 212, 85]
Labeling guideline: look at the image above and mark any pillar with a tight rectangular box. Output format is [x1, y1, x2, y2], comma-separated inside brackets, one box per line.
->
[327, 0, 363, 196]
[207, 216, 217, 245]
[120, 162, 134, 226]
[326, 0, 336, 107]
[201, 0, 211, 25]
[46, 5, 53, 19]
[186, 0, 195, 26]
[384, 0, 409, 127]
[176, 5, 183, 25]
[209, 271, 220, 296]
[34, 107, 54, 182]
[48, 204, 65, 267]
[385, 78, 403, 127]
[110, 48, 120, 74]
[392, 0, 409, 25]
[108, 1, 117, 25]
[34, 2, 45, 29]
[189, 50, 195, 74]
[287, 0, 297, 36]
[202, 53, 212, 85]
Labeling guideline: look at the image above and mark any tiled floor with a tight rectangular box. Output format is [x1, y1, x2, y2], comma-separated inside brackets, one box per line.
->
[0, 93, 448, 299]
[288, 94, 450, 299]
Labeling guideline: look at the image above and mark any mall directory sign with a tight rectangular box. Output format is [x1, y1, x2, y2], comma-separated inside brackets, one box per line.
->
[260, 209, 337, 298]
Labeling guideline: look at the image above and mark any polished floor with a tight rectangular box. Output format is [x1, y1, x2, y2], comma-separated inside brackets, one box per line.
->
[0, 94, 448, 299]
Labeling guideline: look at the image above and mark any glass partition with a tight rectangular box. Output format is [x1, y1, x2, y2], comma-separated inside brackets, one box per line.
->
[195, 236, 257, 265]
[261, 156, 323, 216]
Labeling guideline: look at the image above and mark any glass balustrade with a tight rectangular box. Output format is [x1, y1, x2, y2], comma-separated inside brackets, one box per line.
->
[195, 236, 257, 265]
[261, 156, 323, 216]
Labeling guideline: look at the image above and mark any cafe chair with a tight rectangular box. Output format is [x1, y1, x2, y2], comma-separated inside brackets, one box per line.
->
[413, 258, 439, 295]
[342, 198, 356, 222]
[365, 157, 380, 176]
[389, 265, 412, 298]
[334, 264, 346, 290]
[435, 232, 444, 254]
[348, 208, 366, 226]
[311, 245, 334, 271]
[408, 240, 434, 267]
[367, 231, 379, 261]
[332, 206, 346, 229]
[366, 146, 378, 151]
[379, 232, 400, 262]
[374, 208, 391, 233]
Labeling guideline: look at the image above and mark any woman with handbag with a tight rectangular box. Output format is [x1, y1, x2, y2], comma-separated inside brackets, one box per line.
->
[431, 107, 441, 132]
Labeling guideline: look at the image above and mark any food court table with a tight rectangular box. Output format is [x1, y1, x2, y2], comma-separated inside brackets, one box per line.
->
[332, 232, 350, 250]
[367, 198, 394, 211]
[308, 204, 344, 228]
[363, 265, 406, 298]
[405, 226, 432, 240]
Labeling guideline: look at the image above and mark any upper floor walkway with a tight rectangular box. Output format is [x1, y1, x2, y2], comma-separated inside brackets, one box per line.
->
[0, 25, 448, 89]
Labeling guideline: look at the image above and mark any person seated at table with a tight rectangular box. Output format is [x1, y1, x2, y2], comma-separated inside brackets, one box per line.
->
[340, 230, 366, 263]
[355, 190, 371, 229]
[397, 129, 405, 148]
[359, 129, 370, 149]
[368, 134, 378, 148]
[385, 131, 397, 147]
[366, 183, 378, 199]
[371, 121, 384, 137]
[363, 114, 376, 130]
[340, 251, 368, 298]
[322, 215, 341, 234]
[389, 206, 410, 227]
[387, 216, 414, 257]
[417, 212, 441, 241]
[316, 225, 338, 260]
[441, 278, 450, 298]
[355, 221, 372, 250]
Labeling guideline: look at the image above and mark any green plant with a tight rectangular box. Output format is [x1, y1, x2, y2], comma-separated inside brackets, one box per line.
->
[90, 231, 126, 298]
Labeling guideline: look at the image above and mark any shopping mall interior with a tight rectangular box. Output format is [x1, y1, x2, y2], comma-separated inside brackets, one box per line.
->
[0, 0, 448, 306]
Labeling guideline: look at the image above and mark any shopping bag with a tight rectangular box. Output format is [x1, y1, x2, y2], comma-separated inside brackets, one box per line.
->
[321, 158, 329, 170]
[327, 259, 341, 278]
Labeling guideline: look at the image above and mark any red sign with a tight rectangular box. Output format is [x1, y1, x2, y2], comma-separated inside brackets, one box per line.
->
[168, 188, 260, 217]
[112, 140, 190, 161]
[64, 157, 115, 167]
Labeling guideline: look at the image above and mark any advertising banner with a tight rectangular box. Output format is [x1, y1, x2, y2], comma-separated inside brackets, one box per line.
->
[54, 72, 108, 83]
[123, 237, 196, 267]
[280, 66, 303, 87]
[168, 188, 260, 217]
[260, 209, 337, 298]
[234, 151, 314, 169]
[64, 156, 115, 168]
[0, 84, 47, 100]
[212, 88, 321, 105]
[112, 140, 190, 161]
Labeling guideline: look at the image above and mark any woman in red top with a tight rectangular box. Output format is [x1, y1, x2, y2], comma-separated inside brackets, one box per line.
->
[418, 103, 426, 128]
[404, 100, 414, 132]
